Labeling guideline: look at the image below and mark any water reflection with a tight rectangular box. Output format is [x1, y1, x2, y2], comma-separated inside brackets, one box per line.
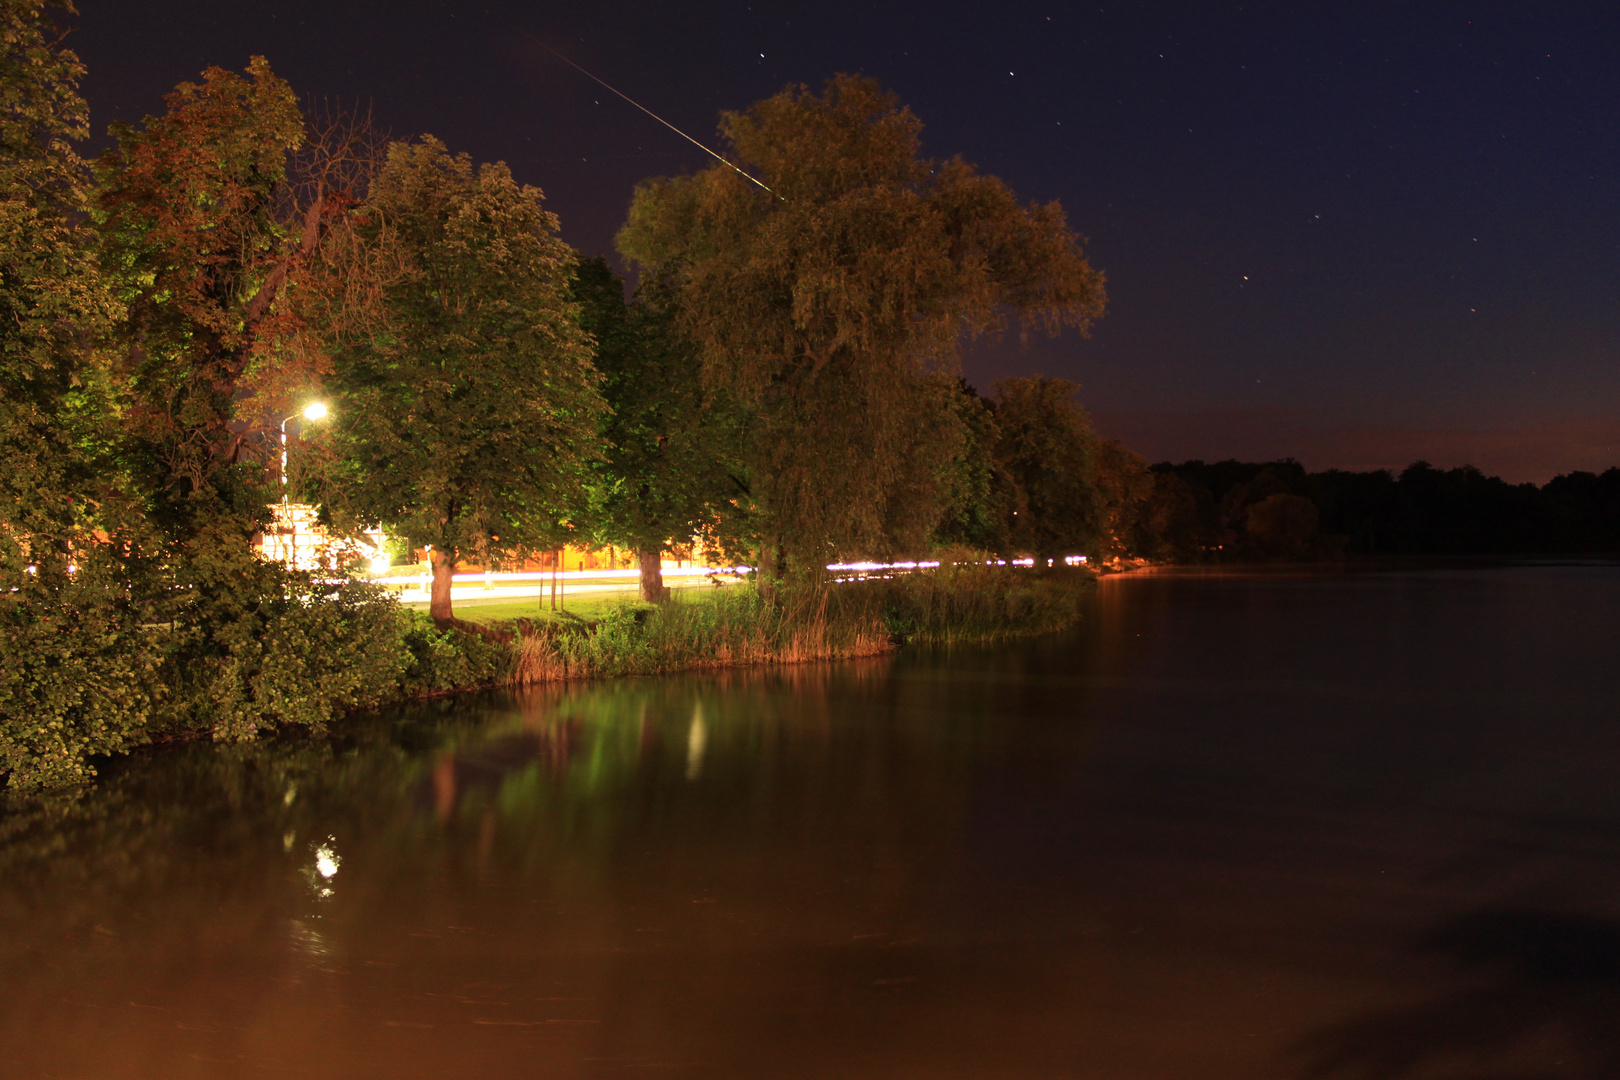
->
[1, 566, 1618, 1078]
[1297, 908, 1620, 1078]
[686, 703, 707, 781]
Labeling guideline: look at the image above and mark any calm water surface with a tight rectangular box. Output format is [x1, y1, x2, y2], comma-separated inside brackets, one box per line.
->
[4, 566, 1619, 1078]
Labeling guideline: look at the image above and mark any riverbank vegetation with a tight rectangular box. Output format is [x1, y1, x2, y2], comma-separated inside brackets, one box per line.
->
[9, 3, 1610, 795]
[1, 564, 1087, 793]
[1, 3, 1112, 794]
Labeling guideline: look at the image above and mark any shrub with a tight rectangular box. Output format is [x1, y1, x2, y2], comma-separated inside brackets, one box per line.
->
[0, 553, 164, 793]
[3, 559, 416, 792]
[172, 575, 411, 743]
[397, 611, 512, 696]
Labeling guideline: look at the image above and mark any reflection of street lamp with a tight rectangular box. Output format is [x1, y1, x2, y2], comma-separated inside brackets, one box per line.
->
[280, 402, 328, 507]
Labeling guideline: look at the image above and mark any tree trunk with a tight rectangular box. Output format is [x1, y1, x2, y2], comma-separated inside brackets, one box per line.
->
[638, 548, 670, 604]
[430, 549, 455, 625]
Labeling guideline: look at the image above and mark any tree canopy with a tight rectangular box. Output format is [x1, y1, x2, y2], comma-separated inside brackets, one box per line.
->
[617, 74, 1105, 582]
[322, 137, 605, 623]
[0, 0, 120, 559]
[991, 376, 1104, 561]
[95, 56, 305, 522]
[571, 257, 743, 601]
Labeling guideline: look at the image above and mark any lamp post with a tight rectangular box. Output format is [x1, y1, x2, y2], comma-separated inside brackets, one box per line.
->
[279, 401, 328, 507]
[276, 402, 327, 567]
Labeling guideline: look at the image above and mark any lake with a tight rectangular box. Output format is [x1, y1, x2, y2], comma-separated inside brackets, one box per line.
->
[3, 564, 1618, 1078]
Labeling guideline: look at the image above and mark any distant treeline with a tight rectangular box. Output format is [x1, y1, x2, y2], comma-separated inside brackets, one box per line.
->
[1126, 459, 1620, 560]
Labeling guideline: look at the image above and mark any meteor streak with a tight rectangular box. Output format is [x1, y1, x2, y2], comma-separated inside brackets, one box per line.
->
[537, 41, 781, 199]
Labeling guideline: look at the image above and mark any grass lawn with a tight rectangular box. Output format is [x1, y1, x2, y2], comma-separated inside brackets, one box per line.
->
[407, 582, 736, 624]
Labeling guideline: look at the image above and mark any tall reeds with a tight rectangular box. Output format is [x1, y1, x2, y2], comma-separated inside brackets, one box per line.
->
[506, 565, 1090, 686]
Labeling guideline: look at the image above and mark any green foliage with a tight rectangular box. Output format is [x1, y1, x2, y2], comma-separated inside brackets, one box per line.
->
[95, 56, 305, 510]
[0, 555, 514, 792]
[505, 568, 1090, 684]
[935, 379, 1013, 551]
[397, 611, 511, 697]
[618, 74, 1105, 578]
[864, 563, 1091, 644]
[0, 0, 117, 387]
[323, 136, 606, 619]
[571, 257, 744, 592]
[5, 29, 1112, 797]
[1, 0, 123, 573]
[0, 549, 162, 793]
[160, 568, 410, 742]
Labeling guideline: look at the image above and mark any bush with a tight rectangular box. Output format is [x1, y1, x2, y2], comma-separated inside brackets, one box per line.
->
[0, 556, 164, 793]
[170, 575, 411, 743]
[2, 554, 419, 793]
[397, 611, 512, 696]
[3, 558, 1089, 794]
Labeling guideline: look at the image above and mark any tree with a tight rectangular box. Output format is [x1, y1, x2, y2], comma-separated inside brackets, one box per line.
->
[991, 376, 1103, 560]
[96, 56, 306, 532]
[571, 257, 742, 602]
[0, 0, 121, 555]
[1090, 437, 1156, 561]
[322, 137, 604, 624]
[617, 75, 1105, 587]
[933, 379, 1012, 552]
[0, 0, 158, 790]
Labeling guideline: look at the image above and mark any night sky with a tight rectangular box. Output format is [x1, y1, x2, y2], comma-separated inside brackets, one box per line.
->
[68, 1, 1619, 482]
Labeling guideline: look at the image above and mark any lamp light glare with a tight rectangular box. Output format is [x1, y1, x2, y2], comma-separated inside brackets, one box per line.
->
[302, 402, 328, 421]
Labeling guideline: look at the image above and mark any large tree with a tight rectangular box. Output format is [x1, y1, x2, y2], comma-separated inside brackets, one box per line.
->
[617, 75, 1105, 586]
[0, 0, 157, 789]
[0, 0, 121, 555]
[322, 137, 604, 624]
[933, 379, 1014, 553]
[95, 60, 385, 528]
[96, 56, 306, 529]
[571, 257, 742, 602]
[991, 376, 1104, 560]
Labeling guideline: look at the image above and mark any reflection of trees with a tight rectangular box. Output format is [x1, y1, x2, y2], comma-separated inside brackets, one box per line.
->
[1296, 908, 1620, 1079]
[0, 646, 1105, 1077]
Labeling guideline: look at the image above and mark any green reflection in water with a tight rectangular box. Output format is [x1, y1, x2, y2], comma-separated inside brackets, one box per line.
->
[0, 632, 1112, 1079]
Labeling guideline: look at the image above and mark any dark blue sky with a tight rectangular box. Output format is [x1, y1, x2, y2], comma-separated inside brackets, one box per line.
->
[70, 1, 1620, 480]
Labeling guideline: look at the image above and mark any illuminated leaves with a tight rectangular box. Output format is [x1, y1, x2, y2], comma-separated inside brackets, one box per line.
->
[322, 137, 606, 609]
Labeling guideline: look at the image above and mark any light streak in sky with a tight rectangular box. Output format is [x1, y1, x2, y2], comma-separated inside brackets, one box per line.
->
[536, 41, 782, 199]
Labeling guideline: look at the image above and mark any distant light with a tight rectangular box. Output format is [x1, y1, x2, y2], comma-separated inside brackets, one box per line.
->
[302, 402, 328, 421]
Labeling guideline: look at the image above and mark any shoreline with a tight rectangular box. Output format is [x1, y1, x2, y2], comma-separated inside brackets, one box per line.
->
[2, 568, 1094, 797]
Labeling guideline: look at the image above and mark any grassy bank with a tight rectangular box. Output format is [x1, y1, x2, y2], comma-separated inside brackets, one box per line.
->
[498, 563, 1091, 683]
[1, 565, 1088, 794]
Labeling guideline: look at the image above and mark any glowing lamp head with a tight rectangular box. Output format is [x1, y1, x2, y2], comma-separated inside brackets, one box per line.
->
[302, 402, 328, 421]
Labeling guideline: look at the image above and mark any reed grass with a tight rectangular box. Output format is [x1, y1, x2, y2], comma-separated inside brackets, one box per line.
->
[503, 565, 1091, 686]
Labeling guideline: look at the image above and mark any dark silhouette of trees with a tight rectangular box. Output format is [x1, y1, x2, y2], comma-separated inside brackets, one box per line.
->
[1141, 458, 1620, 560]
[991, 376, 1104, 560]
[933, 379, 1014, 552]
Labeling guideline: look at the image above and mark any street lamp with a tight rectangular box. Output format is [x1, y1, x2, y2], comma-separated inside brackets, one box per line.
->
[280, 402, 328, 506]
